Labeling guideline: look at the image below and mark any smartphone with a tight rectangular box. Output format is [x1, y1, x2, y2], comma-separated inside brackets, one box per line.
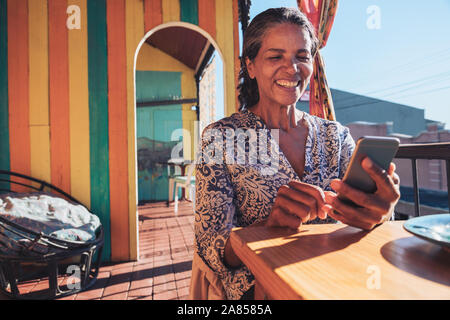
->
[337, 136, 400, 203]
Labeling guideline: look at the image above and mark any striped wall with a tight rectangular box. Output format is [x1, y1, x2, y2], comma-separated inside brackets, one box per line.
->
[0, 0, 240, 262]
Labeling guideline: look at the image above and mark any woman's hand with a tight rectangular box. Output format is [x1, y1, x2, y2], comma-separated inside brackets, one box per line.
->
[324, 157, 401, 230]
[265, 180, 328, 229]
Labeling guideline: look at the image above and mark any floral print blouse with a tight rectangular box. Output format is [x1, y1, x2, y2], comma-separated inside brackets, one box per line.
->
[194, 109, 355, 300]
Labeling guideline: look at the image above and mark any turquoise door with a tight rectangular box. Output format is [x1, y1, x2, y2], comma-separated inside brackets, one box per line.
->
[136, 71, 183, 203]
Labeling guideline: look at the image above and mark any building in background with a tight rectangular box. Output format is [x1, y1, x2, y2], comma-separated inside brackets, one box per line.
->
[297, 88, 427, 136]
[298, 88, 450, 215]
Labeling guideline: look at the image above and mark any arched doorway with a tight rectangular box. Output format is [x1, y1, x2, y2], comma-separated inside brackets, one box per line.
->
[133, 22, 226, 257]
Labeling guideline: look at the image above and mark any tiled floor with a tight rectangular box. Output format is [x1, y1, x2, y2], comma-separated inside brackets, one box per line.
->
[0, 200, 195, 300]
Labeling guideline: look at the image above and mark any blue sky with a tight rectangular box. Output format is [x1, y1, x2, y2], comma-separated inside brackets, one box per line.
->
[238, 0, 450, 130]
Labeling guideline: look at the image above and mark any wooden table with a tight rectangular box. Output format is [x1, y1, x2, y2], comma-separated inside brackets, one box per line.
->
[230, 221, 450, 299]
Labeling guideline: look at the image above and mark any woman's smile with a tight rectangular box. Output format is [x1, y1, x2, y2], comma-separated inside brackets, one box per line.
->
[246, 23, 314, 108]
[275, 79, 301, 89]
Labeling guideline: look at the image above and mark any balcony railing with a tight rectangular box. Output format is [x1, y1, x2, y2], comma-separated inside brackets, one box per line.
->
[394, 142, 450, 217]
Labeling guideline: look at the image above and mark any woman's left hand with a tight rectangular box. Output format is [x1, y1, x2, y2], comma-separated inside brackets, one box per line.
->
[323, 156, 401, 230]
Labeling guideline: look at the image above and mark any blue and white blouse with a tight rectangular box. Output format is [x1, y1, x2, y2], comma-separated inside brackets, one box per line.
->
[194, 109, 355, 300]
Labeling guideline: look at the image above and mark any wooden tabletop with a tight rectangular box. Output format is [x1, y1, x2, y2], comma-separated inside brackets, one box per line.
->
[230, 221, 450, 300]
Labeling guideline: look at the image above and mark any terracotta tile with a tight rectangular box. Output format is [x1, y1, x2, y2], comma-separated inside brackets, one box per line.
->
[58, 294, 76, 300]
[175, 271, 191, 282]
[75, 288, 104, 300]
[102, 292, 128, 300]
[132, 263, 152, 272]
[130, 277, 153, 290]
[153, 263, 174, 275]
[135, 257, 153, 265]
[135, 295, 154, 300]
[99, 265, 114, 272]
[154, 273, 175, 286]
[86, 272, 110, 288]
[153, 258, 173, 267]
[171, 253, 190, 261]
[97, 271, 112, 279]
[153, 281, 176, 294]
[173, 260, 192, 271]
[111, 265, 134, 275]
[153, 289, 177, 300]
[109, 271, 132, 285]
[103, 282, 130, 296]
[177, 286, 190, 298]
[113, 261, 135, 269]
[176, 278, 191, 289]
[127, 286, 153, 297]
[131, 267, 153, 278]
[17, 282, 37, 294]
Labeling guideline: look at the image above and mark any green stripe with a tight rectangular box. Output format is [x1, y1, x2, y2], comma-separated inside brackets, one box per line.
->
[87, 0, 111, 262]
[0, 0, 10, 186]
[180, 0, 198, 25]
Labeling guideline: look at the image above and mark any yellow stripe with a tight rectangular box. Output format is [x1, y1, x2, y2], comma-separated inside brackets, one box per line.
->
[126, 0, 144, 261]
[162, 0, 180, 23]
[215, 0, 236, 116]
[28, 0, 51, 184]
[137, 43, 192, 72]
[68, 0, 91, 208]
[29, 126, 51, 183]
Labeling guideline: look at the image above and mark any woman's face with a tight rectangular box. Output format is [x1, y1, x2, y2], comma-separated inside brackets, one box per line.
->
[246, 23, 314, 108]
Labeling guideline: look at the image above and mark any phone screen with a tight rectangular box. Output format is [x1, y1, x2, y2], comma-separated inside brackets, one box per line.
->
[338, 136, 399, 203]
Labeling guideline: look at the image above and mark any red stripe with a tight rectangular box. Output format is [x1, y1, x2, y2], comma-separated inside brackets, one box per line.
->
[48, 0, 71, 193]
[198, 0, 216, 38]
[144, 0, 162, 32]
[7, 0, 31, 191]
[107, 0, 130, 261]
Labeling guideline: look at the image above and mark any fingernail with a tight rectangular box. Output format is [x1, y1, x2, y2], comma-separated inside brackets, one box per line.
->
[324, 192, 335, 204]
[362, 157, 373, 169]
[330, 180, 341, 191]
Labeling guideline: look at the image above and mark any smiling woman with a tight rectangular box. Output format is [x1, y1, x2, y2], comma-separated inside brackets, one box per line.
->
[245, 23, 314, 118]
[190, 7, 401, 301]
[237, 8, 318, 111]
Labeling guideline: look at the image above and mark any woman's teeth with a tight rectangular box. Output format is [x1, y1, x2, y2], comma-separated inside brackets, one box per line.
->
[276, 80, 299, 88]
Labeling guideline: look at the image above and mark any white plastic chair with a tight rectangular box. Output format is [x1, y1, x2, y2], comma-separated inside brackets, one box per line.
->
[168, 163, 195, 213]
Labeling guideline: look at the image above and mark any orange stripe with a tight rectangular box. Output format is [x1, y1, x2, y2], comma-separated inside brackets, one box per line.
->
[48, 0, 71, 193]
[7, 0, 31, 191]
[144, 0, 162, 32]
[232, 0, 240, 112]
[198, 0, 215, 38]
[107, 0, 130, 261]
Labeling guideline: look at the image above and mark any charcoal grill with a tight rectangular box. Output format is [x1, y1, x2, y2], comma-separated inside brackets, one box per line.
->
[0, 170, 104, 300]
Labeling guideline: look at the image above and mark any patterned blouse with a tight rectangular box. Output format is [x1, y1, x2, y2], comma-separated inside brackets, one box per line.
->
[194, 109, 355, 300]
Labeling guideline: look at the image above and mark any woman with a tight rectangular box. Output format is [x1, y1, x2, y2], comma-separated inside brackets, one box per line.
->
[190, 7, 400, 300]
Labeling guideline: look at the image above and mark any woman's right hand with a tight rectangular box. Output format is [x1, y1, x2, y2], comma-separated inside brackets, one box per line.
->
[265, 180, 328, 229]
